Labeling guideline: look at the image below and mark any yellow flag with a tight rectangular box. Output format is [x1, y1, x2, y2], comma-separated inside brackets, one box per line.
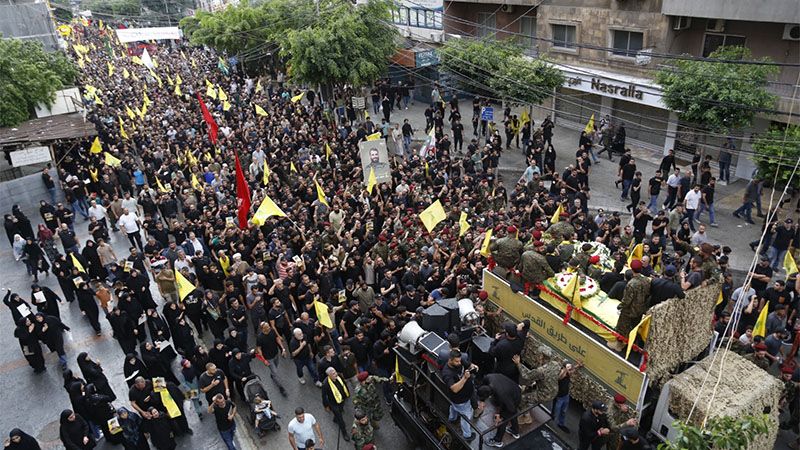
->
[753, 302, 769, 338]
[627, 243, 643, 267]
[71, 253, 86, 273]
[94, 94, 103, 106]
[584, 113, 595, 134]
[191, 173, 202, 191]
[625, 314, 652, 359]
[191, 58, 197, 69]
[784, 251, 798, 275]
[131, 55, 143, 65]
[125, 106, 135, 120]
[104, 152, 121, 167]
[459, 212, 470, 237]
[157, 390, 182, 419]
[90, 137, 102, 154]
[291, 91, 304, 103]
[175, 269, 196, 301]
[155, 177, 169, 193]
[480, 229, 493, 257]
[366, 167, 377, 195]
[254, 104, 268, 117]
[180, 50, 187, 60]
[218, 87, 228, 101]
[395, 355, 405, 384]
[315, 180, 330, 207]
[118, 117, 128, 139]
[290, 162, 298, 173]
[143, 91, 152, 106]
[425, 161, 429, 177]
[325, 142, 332, 160]
[262, 161, 271, 185]
[520, 110, 531, 126]
[166, 74, 173, 86]
[107, 62, 114, 77]
[175, 74, 182, 85]
[418, 200, 447, 233]
[364, 109, 370, 121]
[206, 84, 217, 99]
[205, 78, 214, 88]
[251, 194, 286, 226]
[255, 80, 263, 93]
[223, 100, 231, 111]
[551, 204, 563, 223]
[174, 84, 182, 96]
[314, 301, 334, 328]
[366, 132, 381, 141]
[138, 102, 147, 119]
[715, 290, 724, 306]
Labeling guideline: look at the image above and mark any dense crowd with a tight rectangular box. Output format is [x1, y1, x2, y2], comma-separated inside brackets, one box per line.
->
[1, 18, 798, 450]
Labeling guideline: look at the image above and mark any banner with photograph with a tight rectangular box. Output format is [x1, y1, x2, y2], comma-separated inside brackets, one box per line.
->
[358, 140, 391, 184]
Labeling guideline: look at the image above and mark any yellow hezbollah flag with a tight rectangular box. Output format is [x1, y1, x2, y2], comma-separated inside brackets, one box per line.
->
[627, 243, 643, 267]
[174, 84, 182, 96]
[716, 290, 724, 306]
[104, 152, 121, 167]
[366, 132, 381, 141]
[784, 251, 798, 275]
[255, 80, 263, 93]
[480, 229, 493, 257]
[290, 162, 298, 173]
[562, 273, 582, 310]
[143, 91, 152, 106]
[314, 301, 334, 329]
[118, 117, 128, 139]
[155, 177, 169, 193]
[125, 106, 136, 120]
[191, 174, 202, 191]
[584, 113, 595, 134]
[315, 180, 330, 207]
[753, 302, 769, 338]
[107, 62, 114, 77]
[325, 143, 332, 160]
[206, 84, 217, 99]
[156, 389, 182, 419]
[262, 161, 270, 185]
[252, 194, 287, 226]
[395, 355, 405, 384]
[520, 110, 531, 126]
[175, 74, 182, 85]
[291, 92, 304, 103]
[218, 87, 228, 101]
[175, 269, 196, 301]
[90, 137, 102, 154]
[223, 100, 231, 112]
[122, 68, 129, 79]
[459, 212, 470, 237]
[366, 167, 377, 195]
[625, 314, 652, 359]
[94, 94, 103, 106]
[254, 104, 268, 117]
[419, 200, 446, 233]
[71, 253, 86, 273]
[551, 204, 563, 223]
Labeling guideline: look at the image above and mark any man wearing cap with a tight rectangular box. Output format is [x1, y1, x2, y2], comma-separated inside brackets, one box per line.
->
[619, 427, 650, 450]
[490, 226, 524, 270]
[519, 241, 554, 292]
[746, 342, 771, 370]
[352, 371, 390, 429]
[607, 393, 637, 450]
[778, 366, 798, 433]
[614, 260, 651, 351]
[578, 400, 610, 450]
[649, 265, 684, 306]
[351, 409, 375, 450]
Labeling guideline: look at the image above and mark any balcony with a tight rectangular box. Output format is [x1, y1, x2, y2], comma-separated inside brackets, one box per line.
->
[662, 0, 800, 24]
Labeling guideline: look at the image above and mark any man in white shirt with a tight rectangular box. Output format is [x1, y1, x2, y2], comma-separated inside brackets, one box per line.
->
[118, 208, 143, 251]
[683, 184, 702, 232]
[287, 407, 324, 450]
[663, 168, 682, 209]
[87, 200, 109, 228]
[121, 192, 139, 215]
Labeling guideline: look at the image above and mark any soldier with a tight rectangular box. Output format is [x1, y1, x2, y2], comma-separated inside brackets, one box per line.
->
[586, 255, 603, 281]
[573, 243, 594, 273]
[351, 409, 375, 450]
[606, 393, 637, 450]
[699, 243, 721, 284]
[513, 346, 561, 425]
[490, 226, 524, 269]
[548, 218, 575, 243]
[746, 342, 771, 370]
[779, 366, 798, 434]
[613, 260, 651, 352]
[352, 371, 389, 428]
[519, 240, 555, 291]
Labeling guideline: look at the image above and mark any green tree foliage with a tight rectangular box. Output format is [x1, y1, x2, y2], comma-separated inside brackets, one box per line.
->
[438, 38, 520, 97]
[281, 0, 397, 88]
[81, 0, 142, 17]
[0, 38, 78, 127]
[658, 414, 771, 450]
[754, 125, 800, 187]
[655, 47, 779, 132]
[489, 55, 564, 105]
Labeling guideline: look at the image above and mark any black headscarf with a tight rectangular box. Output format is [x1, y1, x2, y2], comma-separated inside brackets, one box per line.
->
[7, 429, 41, 450]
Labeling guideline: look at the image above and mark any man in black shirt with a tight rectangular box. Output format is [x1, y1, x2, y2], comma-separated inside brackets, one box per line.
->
[489, 321, 530, 383]
[478, 373, 522, 447]
[578, 401, 611, 450]
[649, 265, 685, 306]
[619, 158, 636, 200]
[208, 393, 237, 450]
[696, 177, 718, 227]
[658, 148, 677, 175]
[647, 170, 663, 213]
[452, 118, 464, 152]
[750, 256, 773, 295]
[440, 350, 477, 442]
[199, 363, 230, 403]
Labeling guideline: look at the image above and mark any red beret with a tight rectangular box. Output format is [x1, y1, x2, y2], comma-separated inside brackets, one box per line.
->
[754, 342, 767, 351]
[532, 230, 542, 239]
[560, 212, 569, 217]
[493, 225, 503, 233]
[389, 242, 398, 249]
[614, 393, 626, 404]
[478, 290, 488, 300]
[589, 255, 600, 264]
[782, 366, 795, 374]
[534, 240, 545, 247]
[378, 235, 387, 242]
[507, 225, 517, 233]
[357, 371, 369, 382]
[630, 260, 642, 272]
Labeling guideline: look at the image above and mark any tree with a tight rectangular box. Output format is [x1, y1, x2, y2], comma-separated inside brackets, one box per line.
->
[0, 38, 78, 127]
[438, 38, 520, 97]
[281, 0, 397, 89]
[754, 125, 800, 187]
[489, 55, 564, 105]
[655, 47, 779, 132]
[658, 414, 771, 450]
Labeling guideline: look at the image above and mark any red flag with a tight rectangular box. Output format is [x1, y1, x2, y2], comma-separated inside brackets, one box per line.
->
[196, 92, 218, 144]
[234, 152, 251, 229]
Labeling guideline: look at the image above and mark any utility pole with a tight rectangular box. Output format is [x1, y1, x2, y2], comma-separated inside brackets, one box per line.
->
[163, 0, 172, 26]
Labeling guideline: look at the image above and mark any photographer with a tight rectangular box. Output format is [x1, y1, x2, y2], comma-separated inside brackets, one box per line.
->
[441, 350, 477, 442]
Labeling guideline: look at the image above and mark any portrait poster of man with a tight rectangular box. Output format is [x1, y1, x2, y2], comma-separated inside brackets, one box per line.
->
[359, 140, 391, 184]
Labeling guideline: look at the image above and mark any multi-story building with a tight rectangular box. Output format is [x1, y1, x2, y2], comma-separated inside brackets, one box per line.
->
[442, 0, 800, 180]
[196, 0, 239, 13]
[387, 0, 445, 101]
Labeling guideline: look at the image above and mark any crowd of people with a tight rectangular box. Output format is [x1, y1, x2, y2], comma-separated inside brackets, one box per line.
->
[1, 16, 799, 450]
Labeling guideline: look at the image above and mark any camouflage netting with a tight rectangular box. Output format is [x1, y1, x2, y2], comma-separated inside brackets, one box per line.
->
[484, 306, 621, 411]
[644, 284, 718, 386]
[667, 351, 782, 450]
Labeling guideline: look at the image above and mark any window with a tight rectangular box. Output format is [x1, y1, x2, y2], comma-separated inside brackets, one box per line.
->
[396, 6, 409, 25]
[611, 30, 644, 57]
[425, 10, 435, 28]
[518, 16, 537, 52]
[702, 33, 746, 57]
[552, 24, 576, 49]
[477, 12, 496, 39]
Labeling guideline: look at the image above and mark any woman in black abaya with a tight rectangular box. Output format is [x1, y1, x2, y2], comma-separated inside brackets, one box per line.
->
[5, 428, 41, 450]
[81, 240, 107, 281]
[12, 205, 34, 240]
[59, 409, 96, 450]
[139, 342, 179, 385]
[83, 384, 123, 445]
[76, 352, 116, 401]
[14, 317, 44, 373]
[123, 353, 150, 388]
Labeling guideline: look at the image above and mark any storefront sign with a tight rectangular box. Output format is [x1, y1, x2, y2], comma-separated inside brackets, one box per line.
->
[11, 146, 51, 167]
[590, 78, 643, 100]
[483, 270, 647, 405]
[415, 50, 439, 68]
[558, 66, 665, 109]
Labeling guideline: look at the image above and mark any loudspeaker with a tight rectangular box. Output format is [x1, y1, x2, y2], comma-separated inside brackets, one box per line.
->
[437, 297, 460, 332]
[422, 303, 450, 335]
[394, 346, 416, 384]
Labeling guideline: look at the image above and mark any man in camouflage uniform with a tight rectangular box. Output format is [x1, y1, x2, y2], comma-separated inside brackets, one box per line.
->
[779, 366, 799, 434]
[614, 260, 651, 352]
[353, 371, 389, 428]
[606, 394, 637, 450]
[548, 220, 574, 243]
[513, 347, 561, 423]
[490, 225, 524, 269]
[573, 243, 594, 274]
[520, 241, 554, 287]
[351, 409, 375, 449]
[699, 243, 721, 284]
[746, 342, 771, 370]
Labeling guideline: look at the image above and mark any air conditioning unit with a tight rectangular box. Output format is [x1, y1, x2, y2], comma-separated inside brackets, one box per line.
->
[402, 28, 412, 38]
[706, 19, 725, 32]
[672, 16, 691, 31]
[431, 33, 444, 43]
[501, 4, 513, 13]
[783, 24, 800, 41]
